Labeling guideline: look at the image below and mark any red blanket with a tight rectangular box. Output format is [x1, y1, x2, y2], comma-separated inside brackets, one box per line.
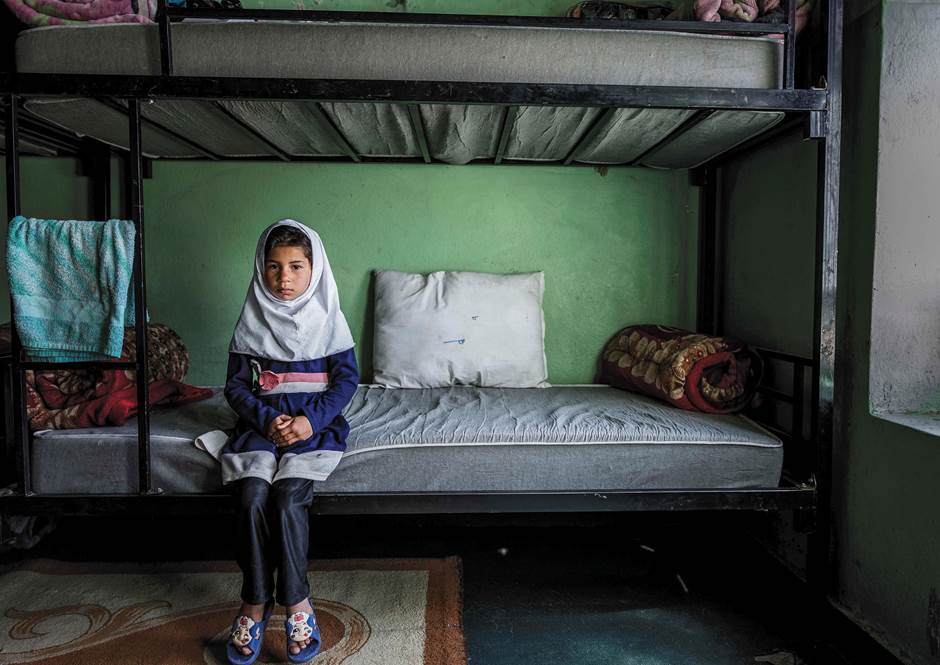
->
[25, 369, 211, 431]
[1, 323, 212, 431]
[597, 324, 762, 414]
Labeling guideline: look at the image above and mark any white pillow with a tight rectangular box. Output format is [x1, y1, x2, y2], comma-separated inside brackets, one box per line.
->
[372, 270, 550, 388]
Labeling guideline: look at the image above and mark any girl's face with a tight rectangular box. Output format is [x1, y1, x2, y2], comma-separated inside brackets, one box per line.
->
[264, 244, 312, 301]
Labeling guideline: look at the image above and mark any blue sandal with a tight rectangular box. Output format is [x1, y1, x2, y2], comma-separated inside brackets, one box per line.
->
[285, 603, 322, 663]
[226, 599, 274, 665]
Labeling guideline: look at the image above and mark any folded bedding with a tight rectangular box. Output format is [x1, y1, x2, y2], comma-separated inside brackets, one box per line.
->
[7, 216, 139, 362]
[567, 1, 673, 20]
[672, 0, 813, 33]
[2, 0, 156, 26]
[0, 322, 212, 431]
[598, 324, 762, 414]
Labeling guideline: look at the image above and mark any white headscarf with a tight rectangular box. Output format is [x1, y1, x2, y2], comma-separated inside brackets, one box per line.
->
[229, 219, 355, 362]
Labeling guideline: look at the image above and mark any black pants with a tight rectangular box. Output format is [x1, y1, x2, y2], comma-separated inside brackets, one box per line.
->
[233, 477, 315, 607]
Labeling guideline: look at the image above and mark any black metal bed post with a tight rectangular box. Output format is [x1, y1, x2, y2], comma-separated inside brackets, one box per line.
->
[4, 95, 31, 496]
[807, 0, 842, 600]
[783, 0, 798, 89]
[127, 99, 153, 495]
[157, 0, 173, 77]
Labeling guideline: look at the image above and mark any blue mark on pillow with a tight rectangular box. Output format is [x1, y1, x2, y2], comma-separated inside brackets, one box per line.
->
[443, 338, 466, 345]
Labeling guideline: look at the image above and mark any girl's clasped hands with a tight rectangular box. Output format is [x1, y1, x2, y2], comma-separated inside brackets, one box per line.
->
[267, 414, 314, 446]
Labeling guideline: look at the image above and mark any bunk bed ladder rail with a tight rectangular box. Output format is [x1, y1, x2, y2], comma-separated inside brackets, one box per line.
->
[783, 0, 798, 89]
[128, 99, 154, 496]
[752, 347, 813, 480]
[4, 95, 30, 496]
[2, 94, 154, 497]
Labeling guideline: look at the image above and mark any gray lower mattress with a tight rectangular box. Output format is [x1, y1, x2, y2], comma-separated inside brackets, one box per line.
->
[30, 385, 783, 495]
[17, 22, 783, 167]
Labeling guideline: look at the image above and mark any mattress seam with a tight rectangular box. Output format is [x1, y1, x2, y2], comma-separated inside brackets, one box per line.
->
[339, 438, 783, 459]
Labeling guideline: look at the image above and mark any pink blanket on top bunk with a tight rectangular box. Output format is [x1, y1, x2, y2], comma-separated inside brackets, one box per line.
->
[676, 0, 813, 33]
[2, 0, 156, 26]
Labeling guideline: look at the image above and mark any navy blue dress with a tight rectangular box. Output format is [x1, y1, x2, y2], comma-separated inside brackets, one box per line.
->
[220, 347, 359, 484]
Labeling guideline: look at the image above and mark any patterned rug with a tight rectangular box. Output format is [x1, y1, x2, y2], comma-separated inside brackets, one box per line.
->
[0, 557, 465, 665]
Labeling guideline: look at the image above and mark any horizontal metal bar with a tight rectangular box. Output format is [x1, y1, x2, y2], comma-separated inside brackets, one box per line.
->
[2, 105, 87, 154]
[755, 346, 814, 366]
[127, 154, 653, 167]
[2, 127, 76, 155]
[87, 154, 679, 167]
[315, 488, 817, 514]
[17, 115, 86, 146]
[16, 127, 76, 151]
[3, 74, 829, 112]
[0, 486, 816, 516]
[19, 360, 137, 370]
[15, 123, 82, 148]
[757, 385, 795, 403]
[45, 152, 668, 168]
[166, 7, 792, 35]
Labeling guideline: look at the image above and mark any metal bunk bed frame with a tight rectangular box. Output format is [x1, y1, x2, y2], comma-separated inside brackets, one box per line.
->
[1, 1, 842, 593]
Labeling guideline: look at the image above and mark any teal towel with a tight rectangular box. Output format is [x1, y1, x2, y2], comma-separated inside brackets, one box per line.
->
[7, 215, 139, 362]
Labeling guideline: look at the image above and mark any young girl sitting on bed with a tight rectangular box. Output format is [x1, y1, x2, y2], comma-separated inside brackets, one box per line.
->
[220, 219, 359, 665]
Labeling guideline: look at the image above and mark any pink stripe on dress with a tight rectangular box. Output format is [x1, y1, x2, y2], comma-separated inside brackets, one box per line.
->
[258, 371, 330, 392]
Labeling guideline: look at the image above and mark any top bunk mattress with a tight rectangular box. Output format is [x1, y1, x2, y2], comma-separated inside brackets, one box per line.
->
[16, 21, 782, 87]
[15, 22, 786, 167]
[29, 384, 784, 495]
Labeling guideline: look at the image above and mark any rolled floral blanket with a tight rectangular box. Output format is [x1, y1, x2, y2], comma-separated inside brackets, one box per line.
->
[597, 324, 762, 414]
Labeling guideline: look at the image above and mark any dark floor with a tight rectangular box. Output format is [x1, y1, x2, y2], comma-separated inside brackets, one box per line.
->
[1, 511, 856, 665]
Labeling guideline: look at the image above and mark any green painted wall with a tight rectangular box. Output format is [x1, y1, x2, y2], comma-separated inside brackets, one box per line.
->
[2, 162, 698, 387]
[721, 136, 817, 359]
[142, 162, 697, 385]
[830, 4, 940, 664]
